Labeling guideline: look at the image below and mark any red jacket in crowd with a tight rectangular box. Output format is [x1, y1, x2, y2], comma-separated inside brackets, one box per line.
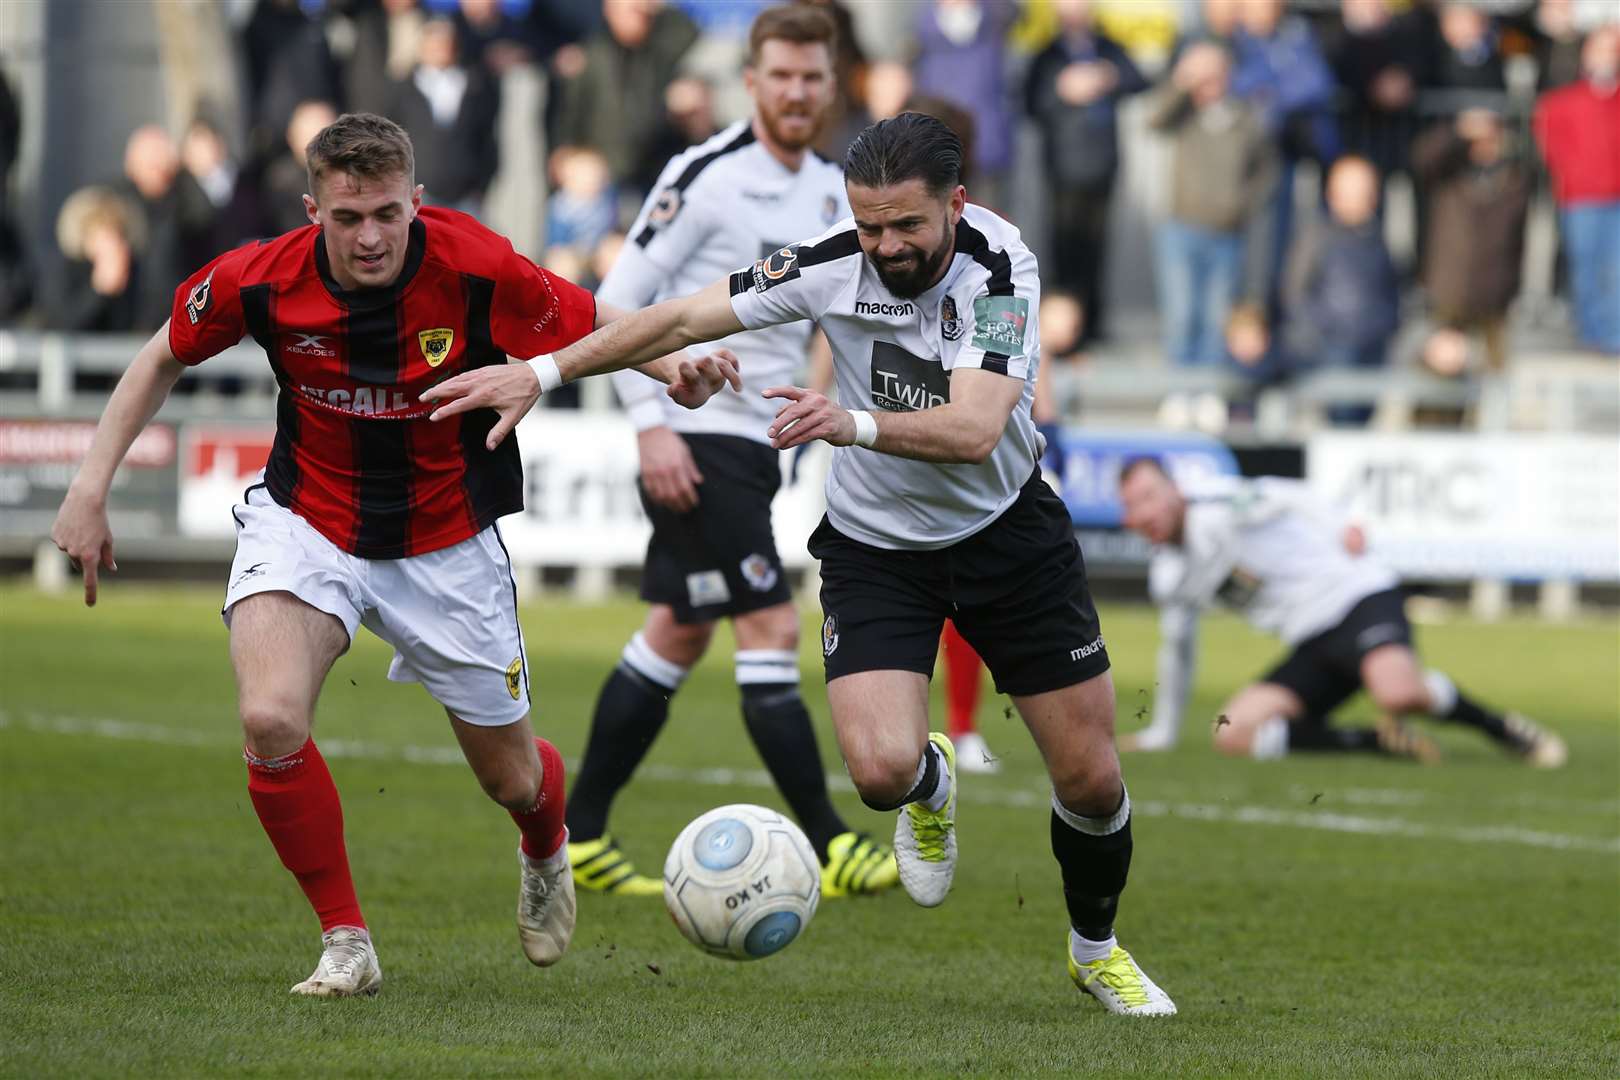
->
[1533, 80, 1620, 206]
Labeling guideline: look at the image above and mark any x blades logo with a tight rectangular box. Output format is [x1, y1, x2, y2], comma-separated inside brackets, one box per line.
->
[286, 333, 336, 357]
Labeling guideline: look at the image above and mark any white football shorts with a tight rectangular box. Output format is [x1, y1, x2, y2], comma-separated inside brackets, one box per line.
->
[222, 480, 531, 726]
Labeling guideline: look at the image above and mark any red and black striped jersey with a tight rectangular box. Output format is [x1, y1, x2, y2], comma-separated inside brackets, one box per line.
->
[168, 207, 595, 559]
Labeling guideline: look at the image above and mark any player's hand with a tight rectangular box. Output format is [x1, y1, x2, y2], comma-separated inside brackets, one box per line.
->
[763, 386, 855, 451]
[1343, 524, 1367, 556]
[50, 488, 117, 607]
[421, 363, 542, 450]
[666, 348, 742, 410]
[638, 426, 703, 513]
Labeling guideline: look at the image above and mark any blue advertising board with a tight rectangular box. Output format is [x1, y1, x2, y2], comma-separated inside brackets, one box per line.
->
[1048, 430, 1239, 527]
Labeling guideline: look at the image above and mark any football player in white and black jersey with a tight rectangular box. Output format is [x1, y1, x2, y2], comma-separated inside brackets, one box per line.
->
[423, 111, 1178, 1016]
[1117, 457, 1566, 767]
[561, 5, 899, 901]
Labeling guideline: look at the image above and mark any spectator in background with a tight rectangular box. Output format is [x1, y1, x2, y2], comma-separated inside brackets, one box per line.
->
[1147, 42, 1278, 368]
[1024, 0, 1147, 345]
[388, 16, 500, 213]
[345, 0, 427, 117]
[1528, 0, 1587, 93]
[910, 0, 1017, 209]
[262, 100, 340, 237]
[1428, 3, 1505, 95]
[243, 0, 344, 174]
[547, 0, 699, 192]
[49, 187, 143, 333]
[117, 125, 217, 329]
[1327, 0, 1429, 182]
[1412, 107, 1531, 373]
[1292, 155, 1400, 424]
[545, 145, 616, 254]
[798, 0, 867, 161]
[0, 66, 31, 321]
[1534, 24, 1620, 356]
[1229, 0, 1339, 317]
[628, 75, 719, 195]
[456, 0, 543, 74]
[181, 117, 262, 251]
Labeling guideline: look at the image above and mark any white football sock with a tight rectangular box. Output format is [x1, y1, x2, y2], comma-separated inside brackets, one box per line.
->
[1070, 929, 1117, 964]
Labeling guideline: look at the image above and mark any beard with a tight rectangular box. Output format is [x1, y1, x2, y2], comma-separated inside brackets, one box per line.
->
[871, 230, 954, 299]
[758, 99, 824, 152]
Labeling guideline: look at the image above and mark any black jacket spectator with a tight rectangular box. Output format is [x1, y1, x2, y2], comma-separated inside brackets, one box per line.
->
[547, 3, 698, 186]
[386, 20, 500, 210]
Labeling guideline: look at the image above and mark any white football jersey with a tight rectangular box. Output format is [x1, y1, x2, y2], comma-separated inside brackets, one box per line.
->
[1149, 477, 1399, 645]
[728, 203, 1043, 551]
[601, 121, 849, 441]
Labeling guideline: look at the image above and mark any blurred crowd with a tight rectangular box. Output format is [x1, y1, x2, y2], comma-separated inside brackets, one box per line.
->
[2, 0, 1617, 425]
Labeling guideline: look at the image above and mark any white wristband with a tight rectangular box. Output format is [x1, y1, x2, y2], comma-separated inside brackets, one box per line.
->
[525, 353, 563, 393]
[849, 409, 879, 448]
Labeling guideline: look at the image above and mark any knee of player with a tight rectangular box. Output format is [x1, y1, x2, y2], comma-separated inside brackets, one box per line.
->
[1369, 683, 1429, 716]
[1051, 758, 1123, 813]
[848, 751, 921, 810]
[238, 697, 311, 756]
[735, 604, 800, 652]
[481, 768, 542, 812]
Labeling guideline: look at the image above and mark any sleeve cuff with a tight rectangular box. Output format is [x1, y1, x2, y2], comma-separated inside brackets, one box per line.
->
[625, 398, 668, 431]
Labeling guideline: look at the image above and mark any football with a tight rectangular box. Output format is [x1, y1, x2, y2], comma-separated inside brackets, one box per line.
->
[663, 804, 821, 961]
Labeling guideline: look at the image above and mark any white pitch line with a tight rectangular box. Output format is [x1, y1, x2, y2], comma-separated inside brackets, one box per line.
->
[4, 709, 1617, 857]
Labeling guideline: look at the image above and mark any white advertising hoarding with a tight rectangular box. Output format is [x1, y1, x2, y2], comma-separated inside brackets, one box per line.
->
[496, 411, 827, 568]
[1307, 433, 1620, 581]
[177, 412, 830, 567]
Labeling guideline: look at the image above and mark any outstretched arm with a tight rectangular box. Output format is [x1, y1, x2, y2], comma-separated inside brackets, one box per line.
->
[51, 323, 187, 605]
[420, 279, 744, 450]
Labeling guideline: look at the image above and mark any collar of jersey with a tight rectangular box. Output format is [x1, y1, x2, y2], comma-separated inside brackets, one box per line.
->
[313, 216, 427, 310]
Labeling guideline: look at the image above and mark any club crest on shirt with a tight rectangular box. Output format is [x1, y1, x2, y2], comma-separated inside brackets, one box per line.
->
[821, 614, 839, 657]
[940, 295, 964, 341]
[822, 194, 839, 225]
[505, 656, 524, 700]
[418, 328, 454, 367]
[740, 553, 778, 592]
[648, 187, 682, 228]
[751, 245, 801, 292]
[185, 265, 217, 325]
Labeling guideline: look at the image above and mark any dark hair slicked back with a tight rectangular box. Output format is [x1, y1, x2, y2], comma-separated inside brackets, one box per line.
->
[305, 112, 415, 197]
[748, 4, 836, 66]
[842, 112, 963, 198]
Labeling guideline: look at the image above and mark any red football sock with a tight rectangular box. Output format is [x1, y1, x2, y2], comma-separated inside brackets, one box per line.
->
[942, 621, 984, 739]
[511, 737, 567, 860]
[245, 738, 365, 933]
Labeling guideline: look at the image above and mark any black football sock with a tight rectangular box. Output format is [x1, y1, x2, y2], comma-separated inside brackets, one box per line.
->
[1423, 669, 1511, 743]
[564, 632, 687, 843]
[1050, 791, 1132, 942]
[737, 653, 846, 862]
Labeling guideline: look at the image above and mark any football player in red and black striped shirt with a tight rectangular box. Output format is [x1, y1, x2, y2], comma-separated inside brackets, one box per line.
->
[51, 113, 738, 996]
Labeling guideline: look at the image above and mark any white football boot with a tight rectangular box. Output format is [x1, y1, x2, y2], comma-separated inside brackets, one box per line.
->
[290, 926, 382, 997]
[893, 733, 958, 907]
[953, 731, 1001, 774]
[1068, 936, 1177, 1017]
[517, 839, 576, 966]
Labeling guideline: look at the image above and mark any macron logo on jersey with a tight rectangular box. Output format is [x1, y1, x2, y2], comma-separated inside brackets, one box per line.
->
[856, 299, 914, 318]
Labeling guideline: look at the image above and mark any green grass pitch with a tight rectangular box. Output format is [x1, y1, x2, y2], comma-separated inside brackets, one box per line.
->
[1, 584, 1616, 1078]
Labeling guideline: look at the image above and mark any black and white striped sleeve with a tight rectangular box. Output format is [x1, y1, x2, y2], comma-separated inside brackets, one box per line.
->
[948, 224, 1041, 380]
[727, 227, 858, 331]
